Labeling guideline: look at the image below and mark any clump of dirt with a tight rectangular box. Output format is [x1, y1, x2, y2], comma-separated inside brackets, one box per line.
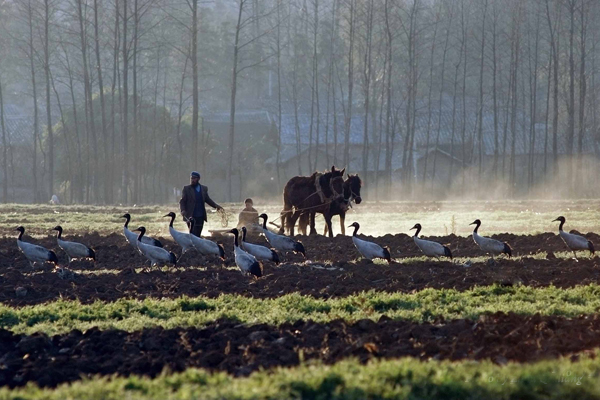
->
[1, 312, 599, 388]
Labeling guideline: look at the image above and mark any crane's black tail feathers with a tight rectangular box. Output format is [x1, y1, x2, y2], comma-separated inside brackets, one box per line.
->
[503, 242, 512, 257]
[48, 251, 59, 264]
[271, 249, 281, 264]
[443, 246, 453, 260]
[589, 241, 595, 255]
[294, 242, 306, 258]
[382, 247, 391, 263]
[249, 261, 263, 278]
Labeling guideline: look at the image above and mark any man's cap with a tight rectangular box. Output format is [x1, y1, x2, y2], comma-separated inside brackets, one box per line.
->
[191, 171, 200, 178]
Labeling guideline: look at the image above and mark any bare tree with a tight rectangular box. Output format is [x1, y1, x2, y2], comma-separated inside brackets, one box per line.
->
[0, 78, 7, 202]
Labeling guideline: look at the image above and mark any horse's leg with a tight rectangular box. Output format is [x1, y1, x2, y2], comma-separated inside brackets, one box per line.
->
[324, 212, 334, 238]
[309, 212, 318, 235]
[298, 213, 309, 235]
[279, 208, 288, 235]
[339, 212, 346, 236]
[288, 210, 301, 236]
[280, 194, 293, 234]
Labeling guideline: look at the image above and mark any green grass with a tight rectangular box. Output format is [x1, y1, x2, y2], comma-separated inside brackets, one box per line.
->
[2, 355, 600, 399]
[4, 284, 600, 335]
[2, 199, 600, 238]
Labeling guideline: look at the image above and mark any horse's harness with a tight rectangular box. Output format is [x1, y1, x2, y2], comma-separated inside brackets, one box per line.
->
[314, 173, 344, 203]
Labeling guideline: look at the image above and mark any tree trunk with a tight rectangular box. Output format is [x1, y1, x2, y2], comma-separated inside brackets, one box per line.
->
[343, 0, 355, 170]
[27, 0, 39, 203]
[228, 0, 244, 202]
[109, 0, 120, 204]
[361, 0, 374, 184]
[476, 0, 487, 185]
[132, 0, 140, 203]
[77, 0, 97, 203]
[44, 0, 54, 199]
[421, 9, 440, 183]
[93, 0, 108, 204]
[0, 79, 7, 202]
[431, 2, 453, 190]
[383, 0, 394, 197]
[122, 0, 129, 203]
[191, 0, 199, 175]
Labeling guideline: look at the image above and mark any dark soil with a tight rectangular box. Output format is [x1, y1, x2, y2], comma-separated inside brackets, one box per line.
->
[1, 232, 600, 306]
[1, 312, 599, 388]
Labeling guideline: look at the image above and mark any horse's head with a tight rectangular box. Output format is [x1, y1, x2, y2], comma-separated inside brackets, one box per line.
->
[329, 166, 345, 199]
[344, 174, 362, 204]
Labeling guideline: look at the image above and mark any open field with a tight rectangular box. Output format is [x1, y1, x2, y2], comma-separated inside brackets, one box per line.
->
[2, 199, 600, 238]
[2, 200, 600, 398]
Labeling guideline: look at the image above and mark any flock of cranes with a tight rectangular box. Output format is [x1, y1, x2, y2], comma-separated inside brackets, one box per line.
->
[14, 213, 596, 278]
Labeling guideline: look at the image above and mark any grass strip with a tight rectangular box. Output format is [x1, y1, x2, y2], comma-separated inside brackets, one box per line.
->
[3, 284, 600, 335]
[1, 355, 599, 400]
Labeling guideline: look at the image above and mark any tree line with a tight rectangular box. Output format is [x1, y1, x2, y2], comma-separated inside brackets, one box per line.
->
[0, 0, 598, 204]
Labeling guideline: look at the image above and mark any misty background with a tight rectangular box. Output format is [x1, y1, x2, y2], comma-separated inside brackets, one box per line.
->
[0, 0, 599, 205]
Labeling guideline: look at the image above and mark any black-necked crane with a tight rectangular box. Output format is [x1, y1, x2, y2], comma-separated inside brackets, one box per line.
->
[121, 213, 163, 249]
[15, 226, 58, 268]
[229, 228, 263, 278]
[164, 212, 194, 257]
[133, 226, 177, 268]
[410, 223, 452, 260]
[348, 222, 391, 263]
[470, 219, 512, 260]
[241, 226, 280, 264]
[259, 214, 306, 258]
[52, 226, 95, 265]
[188, 219, 225, 260]
[553, 216, 595, 260]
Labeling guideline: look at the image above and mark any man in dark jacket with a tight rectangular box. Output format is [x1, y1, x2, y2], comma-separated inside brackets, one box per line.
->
[179, 171, 223, 236]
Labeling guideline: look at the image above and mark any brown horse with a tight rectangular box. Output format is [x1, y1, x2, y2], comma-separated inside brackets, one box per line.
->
[298, 174, 362, 236]
[279, 166, 345, 237]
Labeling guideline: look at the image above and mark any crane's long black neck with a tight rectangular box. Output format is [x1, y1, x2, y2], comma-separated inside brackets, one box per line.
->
[137, 229, 145, 242]
[242, 228, 247, 242]
[473, 221, 481, 234]
[558, 220, 565, 231]
[233, 231, 239, 247]
[123, 215, 130, 228]
[17, 230, 23, 241]
[168, 214, 175, 228]
[55, 229, 62, 239]
[261, 216, 267, 230]
[413, 225, 421, 237]
[352, 225, 359, 237]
